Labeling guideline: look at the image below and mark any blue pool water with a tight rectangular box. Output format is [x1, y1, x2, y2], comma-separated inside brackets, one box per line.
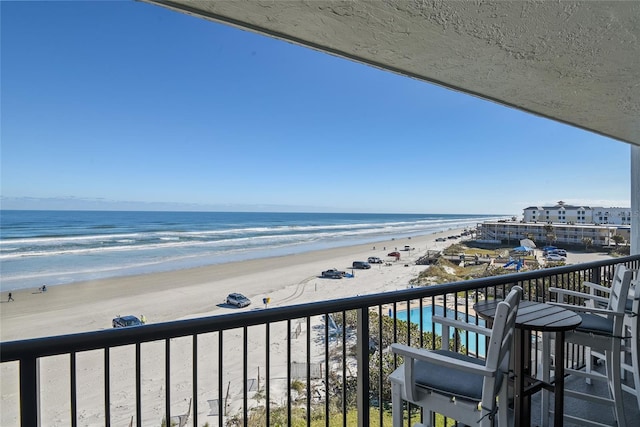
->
[395, 305, 487, 357]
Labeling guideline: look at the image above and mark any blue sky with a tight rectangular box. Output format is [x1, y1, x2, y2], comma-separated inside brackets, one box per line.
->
[1, 1, 631, 215]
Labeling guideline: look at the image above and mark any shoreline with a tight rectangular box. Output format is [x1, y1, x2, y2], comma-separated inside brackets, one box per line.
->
[0, 228, 461, 342]
[1, 211, 498, 292]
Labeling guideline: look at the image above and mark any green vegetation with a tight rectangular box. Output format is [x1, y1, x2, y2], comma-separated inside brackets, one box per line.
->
[410, 254, 524, 287]
[233, 406, 392, 427]
[612, 234, 625, 247]
[291, 379, 305, 394]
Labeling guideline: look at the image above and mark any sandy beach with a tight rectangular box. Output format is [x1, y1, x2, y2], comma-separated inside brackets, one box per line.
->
[0, 230, 614, 426]
[1, 229, 467, 426]
[0, 230, 462, 342]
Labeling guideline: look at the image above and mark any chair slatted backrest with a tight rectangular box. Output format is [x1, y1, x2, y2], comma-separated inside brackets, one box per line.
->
[483, 286, 522, 398]
[607, 266, 634, 338]
[608, 265, 630, 309]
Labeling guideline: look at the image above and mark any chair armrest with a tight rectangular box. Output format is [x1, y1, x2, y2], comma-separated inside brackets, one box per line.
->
[549, 287, 609, 306]
[547, 302, 626, 317]
[391, 343, 495, 377]
[582, 281, 613, 294]
[432, 315, 492, 336]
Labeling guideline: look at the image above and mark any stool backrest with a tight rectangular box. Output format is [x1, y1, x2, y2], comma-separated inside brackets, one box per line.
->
[485, 286, 522, 377]
[607, 265, 634, 312]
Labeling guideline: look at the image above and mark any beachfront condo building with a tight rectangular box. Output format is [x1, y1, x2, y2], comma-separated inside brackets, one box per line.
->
[522, 201, 632, 226]
[477, 221, 628, 247]
[477, 201, 632, 247]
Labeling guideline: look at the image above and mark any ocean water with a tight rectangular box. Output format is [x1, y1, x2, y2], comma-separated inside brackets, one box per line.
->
[0, 210, 500, 291]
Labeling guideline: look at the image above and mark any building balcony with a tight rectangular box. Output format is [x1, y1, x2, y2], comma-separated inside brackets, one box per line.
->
[2, 255, 640, 426]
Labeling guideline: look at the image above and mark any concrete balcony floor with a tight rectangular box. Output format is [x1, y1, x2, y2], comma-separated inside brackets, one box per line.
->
[525, 361, 640, 427]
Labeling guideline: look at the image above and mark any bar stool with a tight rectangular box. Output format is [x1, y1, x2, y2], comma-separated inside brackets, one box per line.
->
[543, 264, 634, 426]
[573, 275, 640, 411]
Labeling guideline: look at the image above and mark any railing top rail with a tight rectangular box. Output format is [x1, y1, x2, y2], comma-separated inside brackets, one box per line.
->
[2, 255, 638, 362]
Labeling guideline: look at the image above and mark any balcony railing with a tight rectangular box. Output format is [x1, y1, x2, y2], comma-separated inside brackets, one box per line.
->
[2, 255, 639, 426]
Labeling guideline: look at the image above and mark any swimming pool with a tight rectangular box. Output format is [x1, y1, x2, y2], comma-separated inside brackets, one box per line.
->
[395, 305, 486, 357]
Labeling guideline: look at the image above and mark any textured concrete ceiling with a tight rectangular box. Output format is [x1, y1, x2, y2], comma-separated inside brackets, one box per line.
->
[145, 0, 640, 146]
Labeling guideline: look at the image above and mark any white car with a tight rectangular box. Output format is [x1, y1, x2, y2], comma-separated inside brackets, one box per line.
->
[226, 293, 251, 307]
[545, 254, 566, 262]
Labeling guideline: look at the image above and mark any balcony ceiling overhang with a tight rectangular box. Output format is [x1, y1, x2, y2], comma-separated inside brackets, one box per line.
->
[145, 0, 640, 146]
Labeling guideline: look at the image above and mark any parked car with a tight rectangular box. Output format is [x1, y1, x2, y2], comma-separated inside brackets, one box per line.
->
[321, 268, 345, 279]
[545, 254, 566, 262]
[112, 315, 143, 328]
[544, 248, 567, 256]
[352, 261, 371, 269]
[387, 251, 401, 258]
[435, 237, 447, 242]
[226, 293, 251, 307]
[367, 256, 383, 264]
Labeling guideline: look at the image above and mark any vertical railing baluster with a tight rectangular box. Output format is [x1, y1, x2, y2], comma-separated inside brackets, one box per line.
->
[378, 305, 383, 427]
[306, 316, 311, 427]
[418, 297, 424, 348]
[192, 334, 198, 427]
[70, 351, 77, 427]
[287, 318, 292, 426]
[105, 348, 110, 427]
[592, 266, 601, 284]
[266, 322, 271, 427]
[243, 326, 248, 427]
[341, 311, 347, 427]
[324, 314, 330, 427]
[218, 331, 223, 427]
[406, 297, 411, 347]
[165, 339, 171, 426]
[356, 307, 369, 427]
[19, 355, 39, 427]
[136, 343, 141, 427]
[463, 290, 470, 354]
[392, 302, 397, 352]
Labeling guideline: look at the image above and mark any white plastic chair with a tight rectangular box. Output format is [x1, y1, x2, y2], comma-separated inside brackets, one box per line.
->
[550, 268, 640, 411]
[389, 286, 522, 427]
[545, 264, 634, 426]
[622, 279, 640, 411]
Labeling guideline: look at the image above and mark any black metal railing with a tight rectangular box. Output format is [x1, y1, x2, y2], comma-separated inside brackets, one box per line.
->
[2, 255, 639, 427]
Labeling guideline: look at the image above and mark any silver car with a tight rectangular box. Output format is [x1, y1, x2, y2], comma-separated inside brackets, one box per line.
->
[545, 254, 566, 262]
[226, 293, 251, 307]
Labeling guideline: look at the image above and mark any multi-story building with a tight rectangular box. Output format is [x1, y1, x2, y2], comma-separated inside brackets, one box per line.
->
[523, 201, 632, 225]
[479, 201, 631, 247]
[477, 221, 627, 247]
